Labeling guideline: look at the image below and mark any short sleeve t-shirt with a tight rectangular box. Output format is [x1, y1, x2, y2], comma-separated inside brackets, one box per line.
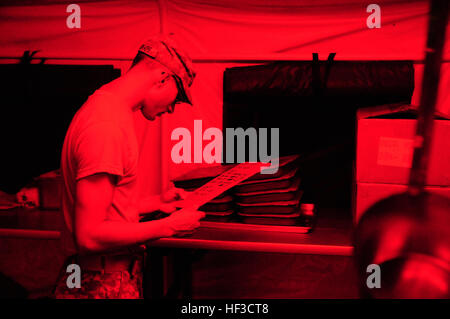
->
[60, 89, 140, 254]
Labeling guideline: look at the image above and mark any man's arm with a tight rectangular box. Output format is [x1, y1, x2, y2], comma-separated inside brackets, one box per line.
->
[74, 173, 204, 253]
[138, 188, 188, 214]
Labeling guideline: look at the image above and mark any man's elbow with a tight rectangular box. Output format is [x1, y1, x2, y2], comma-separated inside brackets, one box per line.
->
[75, 230, 103, 253]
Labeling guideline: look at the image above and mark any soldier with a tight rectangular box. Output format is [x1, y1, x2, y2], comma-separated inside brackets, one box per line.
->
[54, 35, 204, 298]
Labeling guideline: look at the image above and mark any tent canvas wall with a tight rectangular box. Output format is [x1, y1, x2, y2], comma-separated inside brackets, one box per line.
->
[1, 0, 449, 197]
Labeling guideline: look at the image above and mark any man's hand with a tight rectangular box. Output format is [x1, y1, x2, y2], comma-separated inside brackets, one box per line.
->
[161, 187, 188, 203]
[159, 187, 189, 213]
[74, 174, 200, 252]
[163, 208, 205, 237]
[139, 187, 189, 215]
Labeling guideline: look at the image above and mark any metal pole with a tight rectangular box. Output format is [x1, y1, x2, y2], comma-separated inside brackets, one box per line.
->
[408, 0, 449, 193]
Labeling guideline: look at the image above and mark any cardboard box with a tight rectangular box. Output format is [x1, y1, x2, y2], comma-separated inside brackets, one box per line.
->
[356, 104, 450, 186]
[354, 182, 450, 223]
[354, 104, 450, 222]
[37, 170, 62, 210]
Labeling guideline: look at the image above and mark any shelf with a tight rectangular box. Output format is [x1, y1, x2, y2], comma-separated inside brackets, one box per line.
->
[0, 207, 354, 256]
[149, 208, 354, 256]
[0, 208, 61, 239]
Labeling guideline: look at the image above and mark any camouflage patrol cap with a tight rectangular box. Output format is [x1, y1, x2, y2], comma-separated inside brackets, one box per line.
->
[137, 35, 196, 105]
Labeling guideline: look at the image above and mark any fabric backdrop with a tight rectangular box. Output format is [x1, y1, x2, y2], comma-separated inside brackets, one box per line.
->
[0, 0, 448, 194]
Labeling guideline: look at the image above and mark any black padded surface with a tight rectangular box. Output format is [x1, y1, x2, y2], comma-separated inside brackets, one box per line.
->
[222, 60, 414, 212]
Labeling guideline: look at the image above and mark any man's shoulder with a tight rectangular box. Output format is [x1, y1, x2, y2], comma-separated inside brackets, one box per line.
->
[72, 90, 132, 133]
[81, 89, 121, 117]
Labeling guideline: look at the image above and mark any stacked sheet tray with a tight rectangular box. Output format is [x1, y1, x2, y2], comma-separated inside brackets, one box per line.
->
[234, 158, 303, 225]
[173, 165, 236, 221]
[172, 155, 305, 225]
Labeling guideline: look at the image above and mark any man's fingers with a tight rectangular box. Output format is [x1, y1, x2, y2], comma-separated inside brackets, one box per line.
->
[197, 211, 206, 220]
[164, 207, 206, 238]
[181, 209, 205, 220]
[177, 188, 188, 200]
[172, 223, 200, 237]
[159, 202, 178, 213]
[173, 230, 195, 238]
[161, 187, 189, 202]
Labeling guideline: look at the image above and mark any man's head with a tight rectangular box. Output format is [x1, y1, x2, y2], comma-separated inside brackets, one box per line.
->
[131, 35, 196, 121]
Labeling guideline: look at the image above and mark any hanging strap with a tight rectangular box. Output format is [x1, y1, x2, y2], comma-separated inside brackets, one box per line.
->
[323, 53, 336, 93]
[19, 50, 46, 64]
[312, 52, 336, 98]
[312, 53, 320, 97]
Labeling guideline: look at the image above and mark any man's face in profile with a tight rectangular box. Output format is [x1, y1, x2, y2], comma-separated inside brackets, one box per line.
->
[140, 73, 178, 121]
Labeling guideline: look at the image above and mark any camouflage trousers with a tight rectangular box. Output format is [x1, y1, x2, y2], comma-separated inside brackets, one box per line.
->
[53, 255, 143, 299]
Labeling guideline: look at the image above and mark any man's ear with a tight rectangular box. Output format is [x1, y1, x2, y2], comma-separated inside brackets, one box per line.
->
[155, 71, 170, 88]
[154, 79, 164, 89]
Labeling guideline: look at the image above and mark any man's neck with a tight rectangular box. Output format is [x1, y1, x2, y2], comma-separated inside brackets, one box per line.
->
[101, 65, 158, 112]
